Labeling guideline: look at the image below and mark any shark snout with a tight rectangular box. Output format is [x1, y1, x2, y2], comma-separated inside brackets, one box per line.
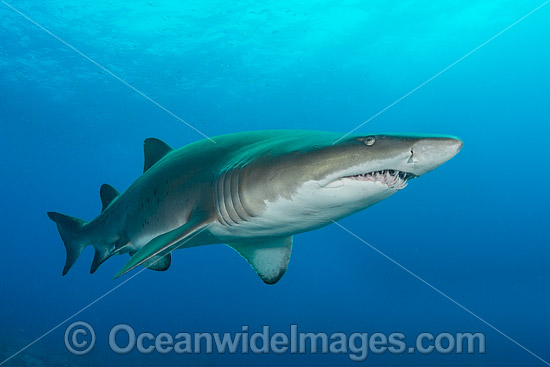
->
[408, 137, 463, 176]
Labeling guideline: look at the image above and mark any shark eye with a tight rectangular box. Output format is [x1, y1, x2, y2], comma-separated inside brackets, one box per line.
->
[364, 136, 376, 146]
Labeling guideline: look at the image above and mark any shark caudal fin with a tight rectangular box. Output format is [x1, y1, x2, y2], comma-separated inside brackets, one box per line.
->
[47, 212, 90, 275]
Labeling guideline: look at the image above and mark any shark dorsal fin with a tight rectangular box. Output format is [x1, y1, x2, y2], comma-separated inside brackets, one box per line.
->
[100, 184, 120, 212]
[144, 138, 173, 173]
[228, 236, 293, 284]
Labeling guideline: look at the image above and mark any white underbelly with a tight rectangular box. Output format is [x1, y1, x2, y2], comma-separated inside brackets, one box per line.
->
[210, 179, 397, 242]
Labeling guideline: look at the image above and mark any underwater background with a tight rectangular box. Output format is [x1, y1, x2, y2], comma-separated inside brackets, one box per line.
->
[1, 0, 549, 366]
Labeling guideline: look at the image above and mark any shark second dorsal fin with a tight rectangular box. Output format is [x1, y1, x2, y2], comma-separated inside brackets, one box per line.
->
[100, 184, 120, 212]
[144, 138, 173, 173]
[228, 236, 293, 284]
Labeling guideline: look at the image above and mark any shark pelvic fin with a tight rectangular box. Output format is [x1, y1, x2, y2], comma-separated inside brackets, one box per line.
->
[143, 138, 173, 173]
[228, 236, 293, 284]
[114, 218, 207, 278]
[142, 253, 172, 271]
[100, 184, 120, 212]
[128, 251, 172, 271]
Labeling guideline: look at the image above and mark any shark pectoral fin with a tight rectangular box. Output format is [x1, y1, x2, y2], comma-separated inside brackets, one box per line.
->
[141, 253, 171, 271]
[228, 236, 293, 285]
[114, 220, 208, 279]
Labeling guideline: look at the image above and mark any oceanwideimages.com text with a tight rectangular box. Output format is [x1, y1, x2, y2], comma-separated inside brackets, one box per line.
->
[65, 322, 486, 361]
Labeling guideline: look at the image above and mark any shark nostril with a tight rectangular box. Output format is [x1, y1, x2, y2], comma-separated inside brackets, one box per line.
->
[408, 148, 415, 164]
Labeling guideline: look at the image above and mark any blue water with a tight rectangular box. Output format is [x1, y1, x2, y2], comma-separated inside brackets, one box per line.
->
[1, 0, 549, 366]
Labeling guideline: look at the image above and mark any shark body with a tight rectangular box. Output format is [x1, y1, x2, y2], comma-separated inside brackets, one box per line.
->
[48, 130, 462, 284]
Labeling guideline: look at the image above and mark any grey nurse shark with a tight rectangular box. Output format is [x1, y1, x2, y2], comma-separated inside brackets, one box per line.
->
[48, 130, 462, 284]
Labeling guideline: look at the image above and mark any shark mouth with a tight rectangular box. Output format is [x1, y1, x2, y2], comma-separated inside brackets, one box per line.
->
[343, 170, 415, 190]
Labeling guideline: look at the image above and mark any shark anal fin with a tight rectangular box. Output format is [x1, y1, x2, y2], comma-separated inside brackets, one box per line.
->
[228, 236, 293, 284]
[144, 138, 173, 172]
[91, 246, 111, 274]
[100, 184, 120, 212]
[114, 218, 207, 278]
[91, 235, 129, 274]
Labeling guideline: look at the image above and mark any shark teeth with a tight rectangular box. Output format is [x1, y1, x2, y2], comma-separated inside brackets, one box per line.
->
[344, 170, 413, 190]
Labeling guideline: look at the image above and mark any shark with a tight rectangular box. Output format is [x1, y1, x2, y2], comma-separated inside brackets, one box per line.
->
[48, 130, 462, 284]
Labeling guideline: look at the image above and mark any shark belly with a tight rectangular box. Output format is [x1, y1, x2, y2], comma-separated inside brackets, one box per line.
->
[209, 179, 398, 242]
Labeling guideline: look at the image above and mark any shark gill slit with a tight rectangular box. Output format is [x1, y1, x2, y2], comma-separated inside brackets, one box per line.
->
[236, 167, 256, 220]
[214, 172, 231, 226]
[223, 169, 242, 224]
[229, 169, 249, 222]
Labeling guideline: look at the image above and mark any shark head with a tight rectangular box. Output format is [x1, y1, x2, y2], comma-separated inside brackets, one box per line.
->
[321, 134, 463, 186]
[223, 132, 462, 237]
[311, 134, 463, 217]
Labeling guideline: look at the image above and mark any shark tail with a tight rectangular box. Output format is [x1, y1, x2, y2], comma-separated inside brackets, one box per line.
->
[47, 212, 90, 275]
